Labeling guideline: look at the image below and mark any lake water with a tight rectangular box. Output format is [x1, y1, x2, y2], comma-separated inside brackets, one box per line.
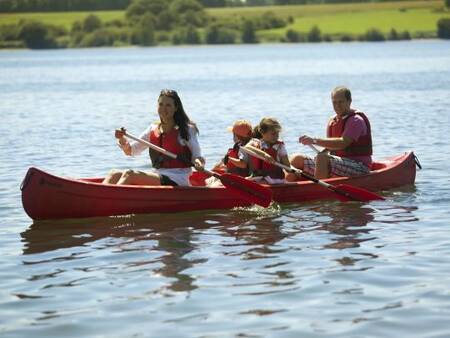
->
[1, 41, 450, 337]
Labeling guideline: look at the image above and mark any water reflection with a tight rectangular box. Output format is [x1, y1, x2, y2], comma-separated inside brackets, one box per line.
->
[20, 209, 278, 294]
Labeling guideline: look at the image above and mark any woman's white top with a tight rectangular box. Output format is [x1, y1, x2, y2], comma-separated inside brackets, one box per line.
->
[129, 124, 202, 186]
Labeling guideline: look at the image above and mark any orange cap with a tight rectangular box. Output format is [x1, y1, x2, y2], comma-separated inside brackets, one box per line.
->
[227, 119, 252, 138]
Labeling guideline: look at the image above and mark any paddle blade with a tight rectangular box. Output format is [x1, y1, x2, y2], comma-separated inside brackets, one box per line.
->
[334, 184, 385, 202]
[218, 173, 272, 208]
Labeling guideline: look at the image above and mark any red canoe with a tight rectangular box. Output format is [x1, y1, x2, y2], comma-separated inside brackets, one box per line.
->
[21, 152, 418, 220]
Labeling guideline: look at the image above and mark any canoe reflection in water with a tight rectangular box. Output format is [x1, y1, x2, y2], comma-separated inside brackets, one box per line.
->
[20, 208, 281, 293]
[21, 201, 418, 293]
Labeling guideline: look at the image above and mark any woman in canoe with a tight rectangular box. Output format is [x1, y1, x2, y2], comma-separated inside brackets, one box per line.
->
[103, 89, 205, 186]
[244, 117, 291, 184]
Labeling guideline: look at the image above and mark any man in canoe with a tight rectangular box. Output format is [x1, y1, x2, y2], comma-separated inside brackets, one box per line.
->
[288, 86, 373, 180]
[103, 89, 205, 186]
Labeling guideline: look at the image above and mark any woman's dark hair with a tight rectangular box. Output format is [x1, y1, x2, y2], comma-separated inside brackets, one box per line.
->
[159, 89, 198, 141]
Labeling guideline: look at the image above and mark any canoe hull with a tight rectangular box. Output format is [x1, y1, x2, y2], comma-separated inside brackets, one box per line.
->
[21, 152, 417, 220]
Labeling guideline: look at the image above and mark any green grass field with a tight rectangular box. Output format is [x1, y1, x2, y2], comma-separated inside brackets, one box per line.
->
[1, 0, 449, 38]
[0, 10, 124, 29]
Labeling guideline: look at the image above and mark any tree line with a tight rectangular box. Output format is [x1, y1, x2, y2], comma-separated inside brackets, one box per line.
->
[2, 0, 441, 12]
[1, 0, 449, 49]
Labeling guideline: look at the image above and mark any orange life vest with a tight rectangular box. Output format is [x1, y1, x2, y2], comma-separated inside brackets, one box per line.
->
[249, 141, 285, 179]
[149, 126, 192, 169]
[327, 110, 373, 157]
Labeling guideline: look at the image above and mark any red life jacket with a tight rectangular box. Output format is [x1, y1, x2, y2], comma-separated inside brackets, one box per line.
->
[223, 143, 250, 177]
[249, 141, 285, 179]
[327, 110, 373, 157]
[149, 126, 192, 169]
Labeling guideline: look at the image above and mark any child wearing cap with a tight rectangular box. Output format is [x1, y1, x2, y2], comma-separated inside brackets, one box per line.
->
[244, 117, 290, 184]
[212, 119, 253, 177]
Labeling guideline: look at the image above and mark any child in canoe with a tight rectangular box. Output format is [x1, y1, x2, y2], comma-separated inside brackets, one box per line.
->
[244, 117, 290, 184]
[212, 119, 253, 177]
[206, 120, 252, 187]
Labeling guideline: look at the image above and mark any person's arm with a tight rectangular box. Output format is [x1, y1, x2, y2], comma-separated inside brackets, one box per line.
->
[116, 129, 133, 156]
[302, 136, 353, 150]
[186, 126, 205, 171]
[128, 126, 152, 156]
[228, 156, 248, 168]
[278, 144, 290, 167]
[244, 144, 276, 164]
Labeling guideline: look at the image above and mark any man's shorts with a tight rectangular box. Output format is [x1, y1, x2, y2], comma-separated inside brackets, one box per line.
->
[303, 155, 371, 177]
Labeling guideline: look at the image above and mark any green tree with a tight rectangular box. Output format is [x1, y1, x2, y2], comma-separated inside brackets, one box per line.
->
[155, 10, 175, 30]
[437, 18, 450, 39]
[205, 24, 236, 44]
[260, 11, 286, 29]
[241, 20, 257, 43]
[388, 28, 399, 40]
[135, 12, 156, 45]
[364, 28, 385, 41]
[170, 0, 207, 27]
[307, 25, 321, 42]
[200, 0, 226, 7]
[285, 29, 303, 42]
[19, 21, 57, 49]
[445, 0, 450, 9]
[170, 0, 203, 13]
[83, 14, 102, 33]
[172, 25, 201, 44]
[126, 0, 169, 22]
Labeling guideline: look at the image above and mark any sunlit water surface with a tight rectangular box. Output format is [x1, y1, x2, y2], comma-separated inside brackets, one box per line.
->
[1, 41, 450, 337]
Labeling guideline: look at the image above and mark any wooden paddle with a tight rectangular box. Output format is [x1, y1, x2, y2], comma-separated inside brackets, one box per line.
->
[122, 130, 272, 208]
[241, 145, 384, 202]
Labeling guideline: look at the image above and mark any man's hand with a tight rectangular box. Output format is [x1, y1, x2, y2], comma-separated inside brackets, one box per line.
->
[299, 135, 315, 145]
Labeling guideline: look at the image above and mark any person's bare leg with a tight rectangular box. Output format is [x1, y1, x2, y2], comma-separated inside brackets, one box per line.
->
[102, 169, 124, 184]
[117, 170, 161, 185]
[286, 154, 305, 182]
[314, 152, 330, 179]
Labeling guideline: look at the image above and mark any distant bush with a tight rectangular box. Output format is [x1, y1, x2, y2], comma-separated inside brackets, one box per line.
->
[156, 32, 170, 43]
[364, 28, 385, 41]
[307, 25, 321, 42]
[133, 13, 156, 46]
[446, 0, 450, 9]
[154, 11, 175, 30]
[126, 0, 168, 22]
[340, 33, 354, 42]
[437, 18, 450, 39]
[79, 29, 115, 47]
[83, 14, 102, 33]
[172, 25, 201, 44]
[388, 28, 399, 40]
[260, 11, 287, 29]
[322, 34, 332, 42]
[205, 24, 236, 44]
[19, 21, 58, 49]
[241, 20, 257, 43]
[0, 24, 21, 42]
[399, 30, 411, 40]
[285, 29, 304, 42]
[387, 29, 411, 41]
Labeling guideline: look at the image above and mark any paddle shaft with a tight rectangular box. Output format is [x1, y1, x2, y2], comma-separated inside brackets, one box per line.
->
[123, 131, 273, 207]
[240, 146, 335, 190]
[123, 131, 219, 177]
